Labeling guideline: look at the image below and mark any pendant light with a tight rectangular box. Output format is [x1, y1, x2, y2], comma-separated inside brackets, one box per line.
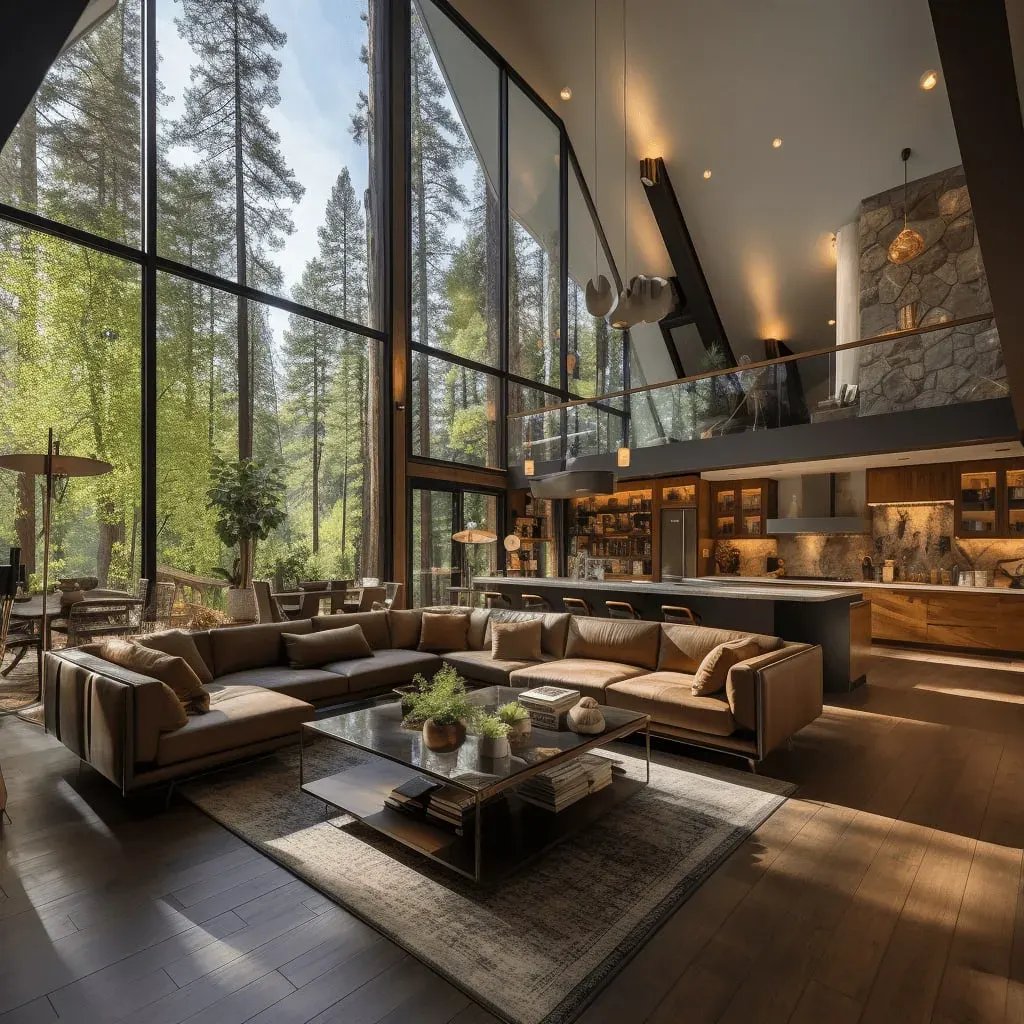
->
[585, 0, 616, 319]
[887, 147, 926, 265]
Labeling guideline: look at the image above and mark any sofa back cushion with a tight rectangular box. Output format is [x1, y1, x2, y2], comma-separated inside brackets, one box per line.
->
[488, 610, 570, 658]
[564, 616, 660, 670]
[419, 611, 470, 652]
[136, 629, 214, 685]
[491, 618, 543, 662]
[283, 625, 372, 668]
[467, 609, 490, 651]
[210, 619, 313, 676]
[658, 624, 781, 673]
[99, 639, 209, 714]
[692, 638, 762, 696]
[386, 609, 422, 650]
[313, 611, 390, 650]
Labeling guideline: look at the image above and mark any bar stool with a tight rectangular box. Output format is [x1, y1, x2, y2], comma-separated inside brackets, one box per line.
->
[481, 591, 511, 609]
[521, 593, 551, 611]
[662, 604, 701, 625]
[562, 596, 592, 616]
[606, 600, 640, 619]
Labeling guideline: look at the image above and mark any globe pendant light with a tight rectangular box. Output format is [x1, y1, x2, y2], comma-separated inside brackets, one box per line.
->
[888, 147, 926, 265]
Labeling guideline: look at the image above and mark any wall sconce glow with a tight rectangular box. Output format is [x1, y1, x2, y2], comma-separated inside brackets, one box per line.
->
[617, 447, 631, 469]
[559, 86, 572, 101]
[702, 169, 712, 180]
[827, 319, 836, 326]
[919, 70, 939, 91]
[771, 137, 783, 149]
[524, 458, 535, 476]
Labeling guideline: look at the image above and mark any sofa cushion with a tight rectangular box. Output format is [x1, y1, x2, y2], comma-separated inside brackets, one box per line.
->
[213, 666, 350, 703]
[98, 639, 209, 714]
[322, 649, 443, 693]
[210, 619, 313, 676]
[313, 611, 390, 650]
[564, 617, 660, 671]
[658, 624, 781, 673]
[283, 625, 371, 668]
[442, 649, 549, 687]
[136, 629, 214, 685]
[155, 684, 313, 767]
[491, 618, 542, 662]
[693, 638, 762, 696]
[488, 610, 570, 658]
[419, 612, 470, 653]
[386, 609, 422, 650]
[606, 673, 736, 736]
[509, 658, 645, 701]
[467, 608, 490, 651]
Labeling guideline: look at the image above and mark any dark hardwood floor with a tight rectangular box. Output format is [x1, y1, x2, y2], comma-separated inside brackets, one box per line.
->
[3, 644, 1024, 1023]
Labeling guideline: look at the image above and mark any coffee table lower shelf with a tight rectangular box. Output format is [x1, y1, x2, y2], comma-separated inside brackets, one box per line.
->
[301, 754, 645, 884]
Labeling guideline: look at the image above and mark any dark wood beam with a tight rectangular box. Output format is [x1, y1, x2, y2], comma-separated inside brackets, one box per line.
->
[930, 0, 1024, 434]
[0, 0, 88, 149]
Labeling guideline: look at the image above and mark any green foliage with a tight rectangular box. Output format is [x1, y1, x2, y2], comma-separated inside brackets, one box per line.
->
[206, 456, 286, 548]
[496, 701, 529, 725]
[404, 663, 475, 727]
[473, 713, 510, 739]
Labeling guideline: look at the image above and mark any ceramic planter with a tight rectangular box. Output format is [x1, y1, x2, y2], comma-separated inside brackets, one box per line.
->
[506, 717, 532, 744]
[478, 734, 510, 759]
[422, 718, 466, 753]
[225, 586, 256, 622]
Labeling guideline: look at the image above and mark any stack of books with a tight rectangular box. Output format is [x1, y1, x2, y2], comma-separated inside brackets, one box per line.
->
[425, 785, 478, 833]
[518, 685, 580, 730]
[517, 753, 613, 812]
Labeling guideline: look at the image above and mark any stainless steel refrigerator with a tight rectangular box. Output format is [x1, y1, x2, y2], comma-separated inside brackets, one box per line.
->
[660, 507, 697, 581]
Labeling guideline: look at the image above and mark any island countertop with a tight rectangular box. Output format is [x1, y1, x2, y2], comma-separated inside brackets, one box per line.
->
[471, 576, 861, 603]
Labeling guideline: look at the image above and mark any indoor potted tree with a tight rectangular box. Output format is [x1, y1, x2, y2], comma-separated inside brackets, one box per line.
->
[207, 455, 287, 621]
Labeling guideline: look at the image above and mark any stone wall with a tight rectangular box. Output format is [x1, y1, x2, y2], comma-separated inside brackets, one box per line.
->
[855, 165, 1005, 415]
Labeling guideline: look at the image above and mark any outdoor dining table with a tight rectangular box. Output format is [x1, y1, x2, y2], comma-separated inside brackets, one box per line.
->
[271, 589, 343, 615]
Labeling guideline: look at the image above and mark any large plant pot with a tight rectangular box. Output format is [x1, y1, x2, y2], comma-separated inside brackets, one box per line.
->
[423, 718, 466, 753]
[226, 586, 256, 622]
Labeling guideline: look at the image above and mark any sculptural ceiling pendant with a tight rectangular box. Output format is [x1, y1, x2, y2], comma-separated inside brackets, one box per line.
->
[888, 147, 926, 265]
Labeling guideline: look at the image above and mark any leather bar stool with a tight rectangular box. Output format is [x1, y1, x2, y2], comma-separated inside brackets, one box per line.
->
[562, 596, 593, 616]
[481, 591, 511, 609]
[606, 600, 640, 619]
[662, 604, 701, 625]
[521, 593, 551, 611]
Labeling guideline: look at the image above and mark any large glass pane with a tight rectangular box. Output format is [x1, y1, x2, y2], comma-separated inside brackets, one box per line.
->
[0, 228, 141, 586]
[410, 0, 501, 366]
[411, 487, 454, 607]
[0, 1, 142, 246]
[462, 491, 500, 581]
[508, 83, 561, 389]
[156, 0, 383, 328]
[508, 383, 563, 466]
[411, 353, 499, 467]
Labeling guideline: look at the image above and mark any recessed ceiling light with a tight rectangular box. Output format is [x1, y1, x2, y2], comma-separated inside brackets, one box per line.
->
[771, 137, 783, 149]
[827, 319, 836, 326]
[919, 69, 939, 91]
[702, 169, 712, 179]
[559, 86, 572, 101]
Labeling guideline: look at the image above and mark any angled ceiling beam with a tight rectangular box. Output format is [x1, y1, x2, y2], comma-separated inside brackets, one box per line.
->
[640, 156, 736, 370]
[930, 0, 1024, 434]
[0, 0, 89, 150]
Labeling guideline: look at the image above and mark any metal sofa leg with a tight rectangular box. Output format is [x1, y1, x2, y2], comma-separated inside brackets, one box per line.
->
[746, 758, 759, 774]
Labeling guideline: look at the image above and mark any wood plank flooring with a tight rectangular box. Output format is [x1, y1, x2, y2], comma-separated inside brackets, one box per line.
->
[3, 644, 1024, 1023]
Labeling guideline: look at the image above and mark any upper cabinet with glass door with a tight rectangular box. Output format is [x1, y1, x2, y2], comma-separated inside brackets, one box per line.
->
[955, 460, 1024, 538]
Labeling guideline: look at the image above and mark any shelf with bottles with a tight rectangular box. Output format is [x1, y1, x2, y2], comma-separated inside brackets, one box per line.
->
[507, 494, 555, 577]
[569, 486, 654, 578]
[711, 480, 776, 538]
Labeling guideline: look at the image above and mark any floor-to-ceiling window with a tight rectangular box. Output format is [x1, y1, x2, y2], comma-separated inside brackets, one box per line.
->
[0, 0, 386, 596]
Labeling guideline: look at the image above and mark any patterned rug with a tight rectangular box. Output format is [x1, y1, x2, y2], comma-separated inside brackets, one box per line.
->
[183, 740, 792, 1024]
[0, 656, 39, 715]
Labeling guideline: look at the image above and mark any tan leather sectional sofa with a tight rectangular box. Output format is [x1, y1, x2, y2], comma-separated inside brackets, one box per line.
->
[43, 607, 822, 794]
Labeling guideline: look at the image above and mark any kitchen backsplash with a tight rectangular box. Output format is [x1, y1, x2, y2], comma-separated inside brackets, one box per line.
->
[713, 503, 1024, 584]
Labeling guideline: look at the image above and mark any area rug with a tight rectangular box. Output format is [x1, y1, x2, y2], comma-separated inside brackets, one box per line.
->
[182, 741, 792, 1024]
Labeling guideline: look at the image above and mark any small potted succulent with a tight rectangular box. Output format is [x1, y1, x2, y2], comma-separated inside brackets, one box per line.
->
[496, 701, 531, 744]
[405, 664, 474, 752]
[474, 713, 511, 759]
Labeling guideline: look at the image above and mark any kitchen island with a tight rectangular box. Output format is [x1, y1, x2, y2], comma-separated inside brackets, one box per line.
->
[472, 576, 870, 693]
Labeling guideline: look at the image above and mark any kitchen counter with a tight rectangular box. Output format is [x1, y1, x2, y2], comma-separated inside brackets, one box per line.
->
[717, 576, 1024, 596]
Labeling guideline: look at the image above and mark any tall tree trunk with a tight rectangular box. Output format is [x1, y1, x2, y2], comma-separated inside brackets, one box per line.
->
[311, 332, 319, 552]
[233, 4, 251, 459]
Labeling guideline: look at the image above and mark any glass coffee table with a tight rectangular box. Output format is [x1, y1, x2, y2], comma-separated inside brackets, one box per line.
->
[299, 685, 650, 884]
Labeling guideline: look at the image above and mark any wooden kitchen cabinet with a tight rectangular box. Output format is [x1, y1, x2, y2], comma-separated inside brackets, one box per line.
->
[870, 589, 928, 641]
[865, 464, 954, 505]
[711, 480, 777, 539]
[954, 459, 1024, 538]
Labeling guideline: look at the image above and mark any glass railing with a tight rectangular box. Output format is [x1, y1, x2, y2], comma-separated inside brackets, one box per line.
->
[508, 313, 1004, 465]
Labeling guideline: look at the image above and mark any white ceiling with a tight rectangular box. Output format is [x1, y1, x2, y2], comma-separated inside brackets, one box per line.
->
[452, 0, 962, 365]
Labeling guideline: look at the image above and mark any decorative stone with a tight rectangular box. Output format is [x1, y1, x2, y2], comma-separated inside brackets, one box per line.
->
[934, 261, 958, 286]
[975, 327, 1000, 352]
[918, 275, 951, 310]
[881, 369, 917, 403]
[938, 185, 971, 219]
[860, 303, 894, 338]
[955, 248, 985, 284]
[567, 696, 605, 735]
[894, 281, 921, 308]
[909, 190, 939, 220]
[908, 242, 949, 276]
[878, 263, 911, 304]
[923, 335, 954, 372]
[944, 213, 975, 252]
[935, 365, 972, 393]
[905, 363, 926, 382]
[860, 243, 888, 274]
[947, 279, 988, 317]
[862, 206, 894, 234]
[920, 306, 953, 326]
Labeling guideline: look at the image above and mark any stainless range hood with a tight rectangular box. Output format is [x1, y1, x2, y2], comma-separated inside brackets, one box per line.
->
[766, 473, 870, 535]
[529, 469, 617, 499]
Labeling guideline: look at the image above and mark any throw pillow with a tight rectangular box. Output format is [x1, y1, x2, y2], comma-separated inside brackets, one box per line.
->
[418, 611, 470, 653]
[491, 618, 543, 661]
[99, 639, 210, 714]
[282, 625, 371, 668]
[692, 638, 761, 697]
[136, 629, 214, 684]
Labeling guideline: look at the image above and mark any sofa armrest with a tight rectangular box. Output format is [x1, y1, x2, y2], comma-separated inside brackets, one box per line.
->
[44, 650, 174, 790]
[726, 643, 823, 757]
